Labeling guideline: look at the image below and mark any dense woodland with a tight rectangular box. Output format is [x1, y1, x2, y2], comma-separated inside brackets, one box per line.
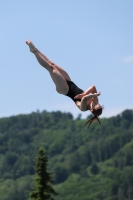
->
[0, 109, 133, 200]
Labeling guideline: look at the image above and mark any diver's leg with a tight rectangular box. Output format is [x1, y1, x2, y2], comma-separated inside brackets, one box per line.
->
[26, 40, 71, 81]
[26, 40, 69, 94]
[39, 52, 72, 81]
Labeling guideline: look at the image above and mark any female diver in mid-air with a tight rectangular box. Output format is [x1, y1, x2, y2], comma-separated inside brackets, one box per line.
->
[26, 40, 103, 127]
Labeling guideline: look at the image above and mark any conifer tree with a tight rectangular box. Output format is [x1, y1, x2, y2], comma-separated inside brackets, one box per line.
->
[30, 147, 57, 200]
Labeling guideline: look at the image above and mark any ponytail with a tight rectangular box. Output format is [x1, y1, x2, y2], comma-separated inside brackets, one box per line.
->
[84, 115, 101, 128]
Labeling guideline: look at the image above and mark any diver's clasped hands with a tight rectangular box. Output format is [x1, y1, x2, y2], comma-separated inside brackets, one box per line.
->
[94, 92, 101, 96]
[74, 92, 101, 99]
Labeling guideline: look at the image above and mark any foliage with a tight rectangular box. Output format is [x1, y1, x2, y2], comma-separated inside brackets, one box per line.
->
[0, 109, 133, 200]
[30, 147, 57, 200]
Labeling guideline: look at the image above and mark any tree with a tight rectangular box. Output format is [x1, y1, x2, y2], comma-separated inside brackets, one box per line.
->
[54, 166, 68, 183]
[127, 184, 133, 200]
[30, 147, 57, 200]
[90, 162, 99, 175]
[118, 187, 124, 200]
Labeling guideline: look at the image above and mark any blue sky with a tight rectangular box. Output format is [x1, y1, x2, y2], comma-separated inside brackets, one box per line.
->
[1, 0, 133, 119]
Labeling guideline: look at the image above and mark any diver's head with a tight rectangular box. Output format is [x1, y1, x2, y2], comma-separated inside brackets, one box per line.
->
[84, 104, 104, 128]
[91, 104, 103, 116]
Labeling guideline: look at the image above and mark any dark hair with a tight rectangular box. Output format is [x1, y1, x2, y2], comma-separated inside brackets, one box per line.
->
[84, 105, 104, 128]
[92, 105, 103, 116]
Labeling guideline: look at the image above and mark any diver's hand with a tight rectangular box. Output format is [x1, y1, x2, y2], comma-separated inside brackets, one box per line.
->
[96, 92, 101, 96]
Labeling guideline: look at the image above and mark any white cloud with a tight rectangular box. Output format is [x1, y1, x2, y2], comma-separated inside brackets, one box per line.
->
[123, 55, 133, 63]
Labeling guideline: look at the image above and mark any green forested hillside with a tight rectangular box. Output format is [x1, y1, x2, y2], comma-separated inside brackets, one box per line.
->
[0, 109, 133, 200]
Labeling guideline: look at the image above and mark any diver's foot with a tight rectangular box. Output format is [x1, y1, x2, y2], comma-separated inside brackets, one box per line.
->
[26, 39, 36, 53]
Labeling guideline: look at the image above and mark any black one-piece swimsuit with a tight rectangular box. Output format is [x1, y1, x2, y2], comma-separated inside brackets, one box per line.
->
[65, 80, 84, 103]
